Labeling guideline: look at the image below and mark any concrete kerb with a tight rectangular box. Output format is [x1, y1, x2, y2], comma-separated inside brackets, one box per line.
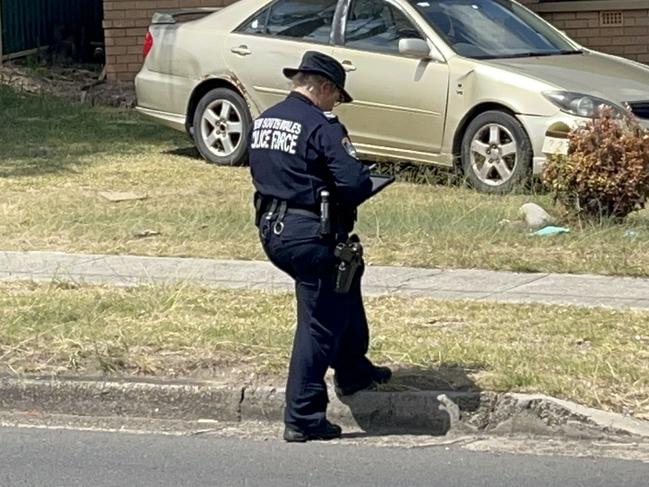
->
[2, 376, 648, 441]
[2, 252, 649, 438]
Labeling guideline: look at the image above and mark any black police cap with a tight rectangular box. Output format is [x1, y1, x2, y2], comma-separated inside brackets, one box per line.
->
[283, 51, 353, 104]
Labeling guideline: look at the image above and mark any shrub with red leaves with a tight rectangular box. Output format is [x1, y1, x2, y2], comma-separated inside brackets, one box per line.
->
[543, 107, 649, 220]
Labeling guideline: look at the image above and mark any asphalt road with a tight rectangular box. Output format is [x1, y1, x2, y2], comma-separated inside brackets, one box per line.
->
[1, 426, 648, 487]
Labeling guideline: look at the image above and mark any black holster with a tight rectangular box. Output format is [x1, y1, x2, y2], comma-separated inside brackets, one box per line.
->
[334, 234, 363, 294]
[253, 192, 264, 227]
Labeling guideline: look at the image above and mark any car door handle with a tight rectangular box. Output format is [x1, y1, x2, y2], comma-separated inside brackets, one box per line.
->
[230, 45, 252, 56]
[341, 61, 356, 72]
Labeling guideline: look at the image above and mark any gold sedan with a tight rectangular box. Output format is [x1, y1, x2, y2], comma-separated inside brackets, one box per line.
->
[135, 0, 649, 193]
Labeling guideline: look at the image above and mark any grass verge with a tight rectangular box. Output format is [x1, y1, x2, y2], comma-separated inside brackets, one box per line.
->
[1, 281, 648, 420]
[1, 85, 649, 275]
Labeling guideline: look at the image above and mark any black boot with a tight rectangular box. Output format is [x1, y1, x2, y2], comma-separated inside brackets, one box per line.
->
[372, 365, 392, 384]
[283, 420, 342, 443]
[334, 365, 392, 396]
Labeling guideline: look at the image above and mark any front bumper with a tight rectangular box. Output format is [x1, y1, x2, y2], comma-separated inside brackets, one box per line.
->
[518, 112, 649, 175]
[516, 112, 581, 176]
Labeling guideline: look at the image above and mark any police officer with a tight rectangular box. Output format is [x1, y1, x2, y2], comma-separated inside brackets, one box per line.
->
[249, 51, 391, 442]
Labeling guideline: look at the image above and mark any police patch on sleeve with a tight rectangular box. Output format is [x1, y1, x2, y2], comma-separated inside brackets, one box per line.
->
[342, 137, 358, 159]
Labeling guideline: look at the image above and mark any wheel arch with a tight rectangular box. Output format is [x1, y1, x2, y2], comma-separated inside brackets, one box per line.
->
[452, 102, 521, 172]
[185, 76, 258, 136]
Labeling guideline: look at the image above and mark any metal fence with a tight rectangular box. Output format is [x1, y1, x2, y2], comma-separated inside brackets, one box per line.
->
[1, 0, 103, 61]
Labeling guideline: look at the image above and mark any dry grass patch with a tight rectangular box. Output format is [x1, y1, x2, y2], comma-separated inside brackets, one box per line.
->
[2, 85, 649, 275]
[1, 281, 648, 420]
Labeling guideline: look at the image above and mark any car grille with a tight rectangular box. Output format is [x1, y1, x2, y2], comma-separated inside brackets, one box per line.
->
[627, 101, 649, 120]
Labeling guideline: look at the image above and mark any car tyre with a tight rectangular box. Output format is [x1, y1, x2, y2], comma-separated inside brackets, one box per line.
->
[193, 88, 251, 166]
[461, 110, 532, 193]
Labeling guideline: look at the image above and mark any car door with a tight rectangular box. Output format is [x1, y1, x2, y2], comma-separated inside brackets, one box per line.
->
[332, 0, 449, 155]
[225, 0, 338, 111]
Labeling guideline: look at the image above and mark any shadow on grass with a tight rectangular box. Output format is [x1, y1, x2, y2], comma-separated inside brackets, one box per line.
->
[371, 159, 551, 197]
[163, 146, 202, 160]
[337, 363, 484, 437]
[0, 85, 185, 179]
[161, 149, 469, 189]
[2, 151, 96, 179]
[370, 160, 460, 187]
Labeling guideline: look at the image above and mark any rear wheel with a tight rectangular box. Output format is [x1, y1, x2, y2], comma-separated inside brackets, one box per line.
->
[461, 111, 532, 193]
[193, 88, 251, 166]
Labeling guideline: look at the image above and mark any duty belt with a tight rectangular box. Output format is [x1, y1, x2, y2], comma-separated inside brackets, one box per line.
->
[255, 198, 321, 235]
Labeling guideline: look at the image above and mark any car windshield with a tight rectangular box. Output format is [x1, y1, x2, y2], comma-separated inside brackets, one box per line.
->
[408, 0, 580, 59]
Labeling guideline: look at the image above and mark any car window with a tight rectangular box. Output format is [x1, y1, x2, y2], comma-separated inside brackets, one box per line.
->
[408, 0, 576, 59]
[344, 0, 422, 54]
[237, 0, 338, 43]
[239, 7, 271, 35]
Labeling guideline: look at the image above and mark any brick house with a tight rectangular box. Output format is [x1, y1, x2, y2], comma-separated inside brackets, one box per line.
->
[103, 0, 649, 81]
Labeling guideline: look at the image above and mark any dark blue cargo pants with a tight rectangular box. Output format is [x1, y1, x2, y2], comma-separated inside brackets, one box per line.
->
[259, 211, 374, 431]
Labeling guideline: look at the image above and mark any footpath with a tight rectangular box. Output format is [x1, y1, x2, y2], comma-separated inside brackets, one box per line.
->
[2, 250, 649, 309]
[2, 250, 649, 440]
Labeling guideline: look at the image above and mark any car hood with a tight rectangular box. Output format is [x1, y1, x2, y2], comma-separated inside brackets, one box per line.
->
[485, 51, 649, 104]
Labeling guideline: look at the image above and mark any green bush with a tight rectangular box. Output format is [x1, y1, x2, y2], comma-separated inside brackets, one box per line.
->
[543, 108, 649, 220]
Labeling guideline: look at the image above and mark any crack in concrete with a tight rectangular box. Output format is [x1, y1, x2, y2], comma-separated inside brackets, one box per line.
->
[483, 273, 551, 298]
[385, 271, 443, 293]
[238, 386, 246, 423]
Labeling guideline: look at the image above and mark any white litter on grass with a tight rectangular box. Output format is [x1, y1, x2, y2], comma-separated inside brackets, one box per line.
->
[99, 191, 148, 202]
[519, 202, 555, 229]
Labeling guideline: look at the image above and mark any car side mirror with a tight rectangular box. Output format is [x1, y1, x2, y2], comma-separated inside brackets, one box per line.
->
[399, 38, 432, 59]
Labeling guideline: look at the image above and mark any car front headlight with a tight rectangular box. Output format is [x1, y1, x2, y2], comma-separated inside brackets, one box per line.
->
[542, 91, 626, 118]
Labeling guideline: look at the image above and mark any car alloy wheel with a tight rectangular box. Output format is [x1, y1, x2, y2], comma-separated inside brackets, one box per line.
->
[200, 99, 243, 158]
[193, 87, 251, 166]
[461, 110, 532, 193]
[469, 123, 518, 187]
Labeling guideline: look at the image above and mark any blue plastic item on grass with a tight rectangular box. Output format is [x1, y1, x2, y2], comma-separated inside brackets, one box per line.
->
[532, 226, 570, 236]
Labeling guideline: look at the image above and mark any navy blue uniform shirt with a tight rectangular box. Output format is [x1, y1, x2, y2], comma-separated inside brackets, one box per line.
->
[249, 92, 373, 211]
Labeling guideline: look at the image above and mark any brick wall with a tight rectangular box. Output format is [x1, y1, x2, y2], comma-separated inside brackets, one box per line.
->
[103, 0, 649, 81]
[103, 0, 237, 81]
[538, 9, 649, 64]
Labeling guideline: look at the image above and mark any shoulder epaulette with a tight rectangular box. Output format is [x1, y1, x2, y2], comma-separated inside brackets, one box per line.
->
[321, 111, 339, 123]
